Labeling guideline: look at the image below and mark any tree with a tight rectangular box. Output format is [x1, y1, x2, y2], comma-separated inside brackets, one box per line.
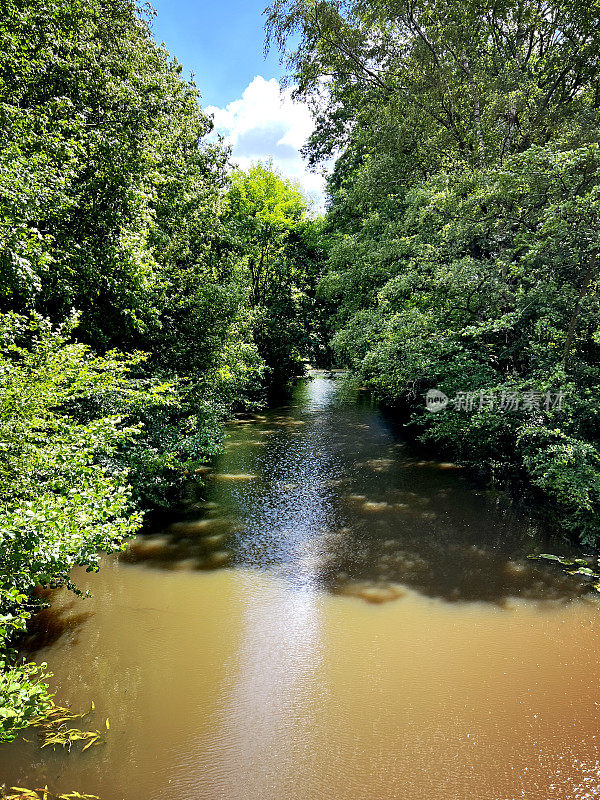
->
[267, 0, 600, 172]
[226, 163, 327, 387]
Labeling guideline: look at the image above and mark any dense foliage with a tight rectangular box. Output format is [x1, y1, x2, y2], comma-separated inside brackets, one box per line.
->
[267, 0, 600, 542]
[0, 314, 146, 740]
[226, 164, 330, 387]
[5, 0, 600, 747]
[0, 0, 324, 739]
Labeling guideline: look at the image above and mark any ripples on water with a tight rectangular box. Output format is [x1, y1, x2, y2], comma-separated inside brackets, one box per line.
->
[3, 374, 600, 800]
[123, 374, 590, 605]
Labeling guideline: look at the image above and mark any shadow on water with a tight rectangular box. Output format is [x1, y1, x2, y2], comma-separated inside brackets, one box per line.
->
[122, 373, 593, 606]
[21, 600, 94, 652]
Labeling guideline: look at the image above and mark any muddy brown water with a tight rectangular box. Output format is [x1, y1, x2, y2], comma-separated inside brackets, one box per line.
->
[2, 375, 600, 799]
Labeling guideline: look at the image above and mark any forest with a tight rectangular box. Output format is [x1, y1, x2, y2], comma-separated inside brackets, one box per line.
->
[2, 0, 600, 752]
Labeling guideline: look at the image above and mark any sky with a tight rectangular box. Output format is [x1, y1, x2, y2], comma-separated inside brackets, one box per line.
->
[150, 0, 326, 206]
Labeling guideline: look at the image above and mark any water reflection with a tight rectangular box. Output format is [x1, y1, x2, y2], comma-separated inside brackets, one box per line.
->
[22, 600, 93, 651]
[193, 578, 325, 800]
[124, 375, 591, 605]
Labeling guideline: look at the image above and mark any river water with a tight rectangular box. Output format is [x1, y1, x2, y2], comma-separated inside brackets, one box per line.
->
[2, 375, 600, 799]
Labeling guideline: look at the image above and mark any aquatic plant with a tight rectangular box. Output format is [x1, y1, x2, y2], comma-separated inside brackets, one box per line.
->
[1, 788, 99, 800]
[28, 705, 108, 753]
[0, 706, 107, 800]
[527, 554, 600, 592]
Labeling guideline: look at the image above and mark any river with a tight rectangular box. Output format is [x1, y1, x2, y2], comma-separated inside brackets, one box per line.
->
[2, 374, 600, 799]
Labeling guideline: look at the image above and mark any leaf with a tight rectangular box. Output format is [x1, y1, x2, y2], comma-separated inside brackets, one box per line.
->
[527, 553, 575, 566]
[567, 567, 598, 577]
[81, 737, 97, 752]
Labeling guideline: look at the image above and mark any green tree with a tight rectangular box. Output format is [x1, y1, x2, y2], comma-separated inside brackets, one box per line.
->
[267, 0, 600, 172]
[269, 0, 600, 543]
[226, 163, 327, 387]
[0, 313, 144, 740]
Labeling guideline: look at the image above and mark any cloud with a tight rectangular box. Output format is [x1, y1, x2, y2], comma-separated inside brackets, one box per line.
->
[205, 76, 327, 209]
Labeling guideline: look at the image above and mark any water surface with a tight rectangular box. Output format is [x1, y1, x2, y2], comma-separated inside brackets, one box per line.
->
[2, 375, 600, 799]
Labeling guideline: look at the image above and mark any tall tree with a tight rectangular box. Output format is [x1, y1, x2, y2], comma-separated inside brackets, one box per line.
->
[267, 0, 600, 173]
[226, 163, 327, 387]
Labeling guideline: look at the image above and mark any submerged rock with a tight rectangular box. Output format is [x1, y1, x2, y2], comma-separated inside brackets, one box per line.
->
[362, 501, 390, 512]
[362, 458, 394, 472]
[167, 558, 203, 572]
[194, 465, 213, 475]
[504, 560, 528, 577]
[127, 536, 172, 556]
[170, 519, 220, 535]
[211, 473, 258, 481]
[202, 534, 228, 548]
[187, 500, 220, 512]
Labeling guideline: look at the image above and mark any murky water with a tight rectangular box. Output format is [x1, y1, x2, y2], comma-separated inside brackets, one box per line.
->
[2, 375, 600, 799]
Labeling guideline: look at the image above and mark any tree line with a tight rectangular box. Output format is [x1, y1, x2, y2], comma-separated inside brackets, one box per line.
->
[267, 0, 600, 543]
[0, 0, 326, 739]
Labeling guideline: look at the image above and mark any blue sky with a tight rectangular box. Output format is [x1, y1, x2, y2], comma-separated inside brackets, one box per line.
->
[150, 0, 281, 108]
[150, 0, 326, 205]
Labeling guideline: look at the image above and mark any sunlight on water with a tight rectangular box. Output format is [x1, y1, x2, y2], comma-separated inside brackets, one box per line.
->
[1, 375, 600, 800]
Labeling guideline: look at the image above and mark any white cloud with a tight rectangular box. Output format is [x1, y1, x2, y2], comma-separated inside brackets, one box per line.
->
[206, 76, 327, 210]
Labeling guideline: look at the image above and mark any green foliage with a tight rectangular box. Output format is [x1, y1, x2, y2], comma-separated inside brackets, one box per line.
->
[0, 662, 53, 743]
[267, 0, 600, 171]
[226, 163, 328, 386]
[269, 0, 600, 544]
[0, 308, 252, 737]
[0, 313, 145, 740]
[0, 0, 268, 393]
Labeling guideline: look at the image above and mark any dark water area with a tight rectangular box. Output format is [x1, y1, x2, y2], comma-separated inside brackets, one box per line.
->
[125, 373, 587, 605]
[2, 373, 600, 800]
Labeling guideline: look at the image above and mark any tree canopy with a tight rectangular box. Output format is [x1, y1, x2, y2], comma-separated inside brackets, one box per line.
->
[268, 0, 600, 542]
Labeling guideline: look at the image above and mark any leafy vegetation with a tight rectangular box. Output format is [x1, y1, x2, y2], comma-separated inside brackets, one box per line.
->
[267, 0, 600, 543]
[0, 0, 324, 742]
[226, 163, 329, 388]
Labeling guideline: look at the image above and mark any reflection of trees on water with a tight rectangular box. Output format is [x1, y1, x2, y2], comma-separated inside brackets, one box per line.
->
[121, 377, 593, 606]
[120, 511, 236, 572]
[121, 498, 591, 606]
[22, 600, 93, 651]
